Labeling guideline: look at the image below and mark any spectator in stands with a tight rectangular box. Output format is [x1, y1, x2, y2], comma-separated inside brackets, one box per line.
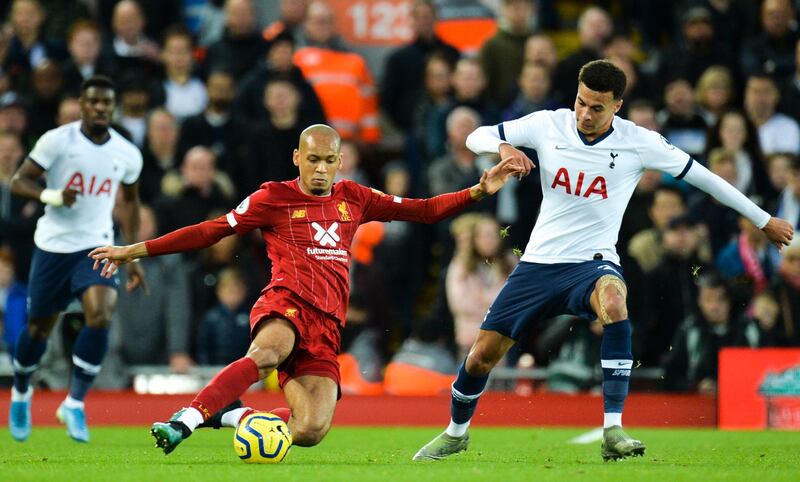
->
[699, 0, 756, 56]
[246, 78, 310, 190]
[429, 58, 501, 160]
[28, 60, 65, 138]
[293, 1, 380, 143]
[446, 213, 515, 359]
[618, 166, 661, 255]
[159, 26, 207, 123]
[773, 237, 800, 344]
[778, 39, 800, 122]
[644, 215, 707, 364]
[335, 140, 369, 186]
[0, 100, 32, 149]
[56, 96, 80, 126]
[767, 153, 795, 194]
[262, 0, 309, 44]
[775, 154, 800, 229]
[523, 33, 557, 73]
[628, 185, 689, 274]
[607, 54, 653, 110]
[98, 0, 183, 44]
[105, 0, 160, 80]
[413, 53, 455, 168]
[113, 205, 193, 372]
[381, 0, 459, 132]
[2, 0, 66, 94]
[741, 0, 798, 81]
[503, 61, 557, 120]
[139, 109, 179, 203]
[663, 273, 748, 393]
[552, 6, 612, 102]
[744, 73, 800, 155]
[234, 30, 325, 126]
[704, 110, 772, 200]
[177, 70, 247, 187]
[694, 65, 736, 125]
[61, 20, 114, 96]
[656, 77, 709, 158]
[0, 248, 27, 358]
[428, 106, 492, 197]
[743, 292, 786, 347]
[690, 149, 742, 255]
[479, 0, 536, 107]
[155, 146, 233, 235]
[625, 98, 661, 132]
[717, 215, 780, 308]
[115, 75, 153, 148]
[196, 268, 251, 365]
[205, 0, 267, 80]
[658, 6, 736, 87]
[0, 132, 39, 280]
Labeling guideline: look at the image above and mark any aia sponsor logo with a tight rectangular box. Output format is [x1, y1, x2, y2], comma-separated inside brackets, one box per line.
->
[551, 167, 607, 199]
[65, 172, 112, 196]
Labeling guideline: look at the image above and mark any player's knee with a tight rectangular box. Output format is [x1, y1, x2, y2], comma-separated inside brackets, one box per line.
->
[291, 419, 331, 447]
[465, 347, 500, 376]
[601, 289, 628, 322]
[246, 345, 281, 374]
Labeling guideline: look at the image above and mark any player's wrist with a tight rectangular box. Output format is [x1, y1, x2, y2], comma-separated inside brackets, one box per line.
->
[39, 188, 64, 206]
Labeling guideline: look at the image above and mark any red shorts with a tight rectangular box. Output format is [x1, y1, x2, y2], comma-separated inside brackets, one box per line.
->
[250, 287, 342, 396]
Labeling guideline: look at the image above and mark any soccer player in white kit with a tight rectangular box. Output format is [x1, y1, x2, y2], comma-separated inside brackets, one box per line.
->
[8, 76, 145, 443]
[414, 60, 795, 461]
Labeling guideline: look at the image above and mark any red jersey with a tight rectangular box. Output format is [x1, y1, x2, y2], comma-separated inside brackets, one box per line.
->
[147, 178, 474, 326]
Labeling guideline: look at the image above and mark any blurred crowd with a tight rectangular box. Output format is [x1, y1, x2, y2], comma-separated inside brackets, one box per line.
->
[0, 0, 800, 396]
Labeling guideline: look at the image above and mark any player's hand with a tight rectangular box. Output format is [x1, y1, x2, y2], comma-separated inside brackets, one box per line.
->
[499, 143, 535, 178]
[125, 259, 149, 294]
[479, 157, 526, 196]
[169, 353, 194, 374]
[62, 188, 79, 207]
[89, 245, 137, 278]
[761, 217, 794, 251]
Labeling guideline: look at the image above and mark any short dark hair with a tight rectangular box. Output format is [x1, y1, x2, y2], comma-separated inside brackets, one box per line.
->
[578, 60, 627, 100]
[81, 75, 115, 94]
[696, 271, 729, 295]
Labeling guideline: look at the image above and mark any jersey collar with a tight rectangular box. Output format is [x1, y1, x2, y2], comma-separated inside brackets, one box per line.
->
[576, 123, 615, 146]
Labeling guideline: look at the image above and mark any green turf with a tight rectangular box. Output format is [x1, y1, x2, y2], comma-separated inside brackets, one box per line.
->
[2, 426, 798, 482]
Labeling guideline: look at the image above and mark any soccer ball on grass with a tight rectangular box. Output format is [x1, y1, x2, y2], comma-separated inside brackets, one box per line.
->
[233, 412, 292, 463]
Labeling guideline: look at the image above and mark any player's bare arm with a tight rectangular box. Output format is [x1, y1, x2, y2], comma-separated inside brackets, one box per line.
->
[469, 156, 528, 201]
[10, 158, 79, 207]
[116, 182, 147, 293]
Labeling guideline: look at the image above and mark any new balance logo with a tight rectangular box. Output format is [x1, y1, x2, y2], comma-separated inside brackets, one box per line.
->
[312, 222, 340, 247]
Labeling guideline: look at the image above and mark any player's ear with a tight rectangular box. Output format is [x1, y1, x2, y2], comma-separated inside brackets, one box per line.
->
[614, 99, 623, 114]
[292, 149, 300, 167]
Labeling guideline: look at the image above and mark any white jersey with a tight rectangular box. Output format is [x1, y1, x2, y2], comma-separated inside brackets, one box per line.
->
[467, 108, 771, 265]
[30, 122, 143, 253]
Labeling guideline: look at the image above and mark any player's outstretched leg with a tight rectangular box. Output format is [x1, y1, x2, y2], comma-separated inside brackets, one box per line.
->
[9, 325, 50, 442]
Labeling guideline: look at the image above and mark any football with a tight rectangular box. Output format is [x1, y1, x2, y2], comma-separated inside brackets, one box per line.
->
[233, 412, 293, 464]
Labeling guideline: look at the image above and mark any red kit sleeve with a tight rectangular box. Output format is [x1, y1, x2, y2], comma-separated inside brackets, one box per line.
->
[145, 217, 235, 256]
[360, 184, 475, 224]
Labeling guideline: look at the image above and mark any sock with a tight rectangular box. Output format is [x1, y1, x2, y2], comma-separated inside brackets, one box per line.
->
[446, 361, 489, 437]
[269, 407, 292, 424]
[12, 329, 48, 393]
[601, 320, 632, 428]
[189, 357, 260, 424]
[69, 326, 109, 402]
[11, 386, 33, 402]
[221, 407, 251, 428]
[176, 407, 205, 432]
[63, 395, 85, 410]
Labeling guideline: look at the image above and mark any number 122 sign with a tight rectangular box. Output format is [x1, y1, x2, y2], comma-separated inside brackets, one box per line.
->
[330, 0, 413, 47]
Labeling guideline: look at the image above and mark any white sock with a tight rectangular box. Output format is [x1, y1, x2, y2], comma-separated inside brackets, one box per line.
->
[11, 386, 33, 402]
[221, 407, 249, 428]
[63, 396, 84, 409]
[176, 407, 205, 432]
[604, 412, 622, 428]
[445, 419, 470, 437]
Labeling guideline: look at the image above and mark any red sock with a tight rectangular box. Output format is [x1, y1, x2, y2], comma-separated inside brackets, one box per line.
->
[190, 357, 260, 421]
[269, 407, 292, 424]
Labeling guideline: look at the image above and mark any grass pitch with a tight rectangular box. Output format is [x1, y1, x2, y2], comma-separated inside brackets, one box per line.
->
[1, 427, 798, 482]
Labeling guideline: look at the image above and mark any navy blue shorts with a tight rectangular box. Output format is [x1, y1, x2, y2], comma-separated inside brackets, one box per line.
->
[480, 260, 625, 340]
[27, 246, 119, 319]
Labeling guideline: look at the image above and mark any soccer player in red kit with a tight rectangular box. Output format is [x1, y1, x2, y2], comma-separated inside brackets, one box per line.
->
[89, 124, 530, 454]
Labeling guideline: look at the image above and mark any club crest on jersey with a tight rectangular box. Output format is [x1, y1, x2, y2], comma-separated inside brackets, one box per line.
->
[291, 209, 306, 219]
[284, 308, 298, 318]
[65, 172, 112, 197]
[609, 152, 618, 169]
[312, 222, 340, 247]
[337, 201, 352, 222]
[551, 167, 608, 199]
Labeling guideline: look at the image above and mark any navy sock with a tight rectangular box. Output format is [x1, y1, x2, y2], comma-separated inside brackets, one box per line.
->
[601, 320, 633, 415]
[12, 329, 48, 393]
[69, 326, 109, 402]
[451, 361, 489, 424]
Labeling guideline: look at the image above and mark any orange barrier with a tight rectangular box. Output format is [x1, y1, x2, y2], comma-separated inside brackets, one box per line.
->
[383, 362, 455, 396]
[338, 353, 384, 396]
